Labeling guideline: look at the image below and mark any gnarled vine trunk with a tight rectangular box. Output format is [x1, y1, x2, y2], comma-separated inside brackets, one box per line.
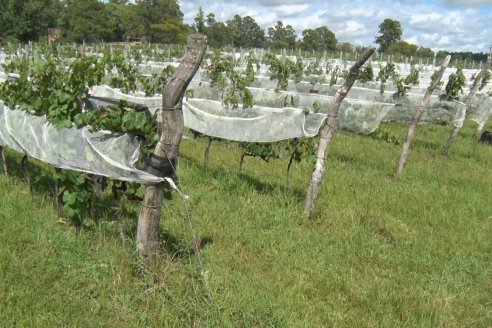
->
[136, 34, 207, 265]
[304, 48, 375, 216]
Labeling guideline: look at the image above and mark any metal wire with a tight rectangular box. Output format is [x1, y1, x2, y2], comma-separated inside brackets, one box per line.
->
[160, 146, 214, 304]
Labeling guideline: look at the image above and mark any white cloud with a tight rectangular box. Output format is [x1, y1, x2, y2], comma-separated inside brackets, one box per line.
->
[337, 21, 369, 39]
[274, 4, 309, 17]
[440, 0, 492, 6]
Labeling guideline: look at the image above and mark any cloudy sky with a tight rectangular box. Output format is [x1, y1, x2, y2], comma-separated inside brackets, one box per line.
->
[180, 0, 492, 53]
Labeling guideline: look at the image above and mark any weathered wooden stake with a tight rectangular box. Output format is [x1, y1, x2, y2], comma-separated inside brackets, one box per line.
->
[445, 47, 492, 150]
[304, 48, 375, 216]
[395, 55, 451, 178]
[443, 101, 466, 153]
[474, 48, 492, 139]
[204, 137, 212, 173]
[0, 146, 7, 176]
[136, 34, 207, 264]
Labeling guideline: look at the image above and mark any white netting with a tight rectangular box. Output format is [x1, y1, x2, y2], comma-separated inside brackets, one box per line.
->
[467, 93, 492, 130]
[90, 84, 397, 139]
[0, 100, 165, 184]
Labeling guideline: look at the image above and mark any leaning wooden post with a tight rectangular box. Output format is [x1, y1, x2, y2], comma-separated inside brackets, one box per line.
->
[474, 47, 492, 139]
[394, 55, 451, 178]
[445, 47, 492, 150]
[0, 146, 7, 176]
[304, 48, 375, 216]
[136, 34, 207, 264]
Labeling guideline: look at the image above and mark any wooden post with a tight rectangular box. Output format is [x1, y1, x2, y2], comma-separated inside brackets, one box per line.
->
[0, 146, 7, 176]
[474, 47, 492, 139]
[394, 55, 451, 178]
[443, 101, 466, 153]
[304, 48, 375, 216]
[445, 47, 492, 149]
[136, 34, 207, 264]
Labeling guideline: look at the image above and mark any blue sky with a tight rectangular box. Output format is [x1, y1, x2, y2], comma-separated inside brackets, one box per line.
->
[180, 0, 492, 53]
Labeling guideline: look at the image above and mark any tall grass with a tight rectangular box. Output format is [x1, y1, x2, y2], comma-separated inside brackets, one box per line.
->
[0, 121, 491, 327]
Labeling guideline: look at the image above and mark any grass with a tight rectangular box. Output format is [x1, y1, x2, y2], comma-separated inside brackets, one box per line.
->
[0, 120, 491, 327]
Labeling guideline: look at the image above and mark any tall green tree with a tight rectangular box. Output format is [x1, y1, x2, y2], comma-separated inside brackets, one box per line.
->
[315, 26, 337, 51]
[151, 19, 192, 44]
[417, 46, 434, 59]
[301, 29, 321, 51]
[301, 26, 337, 52]
[60, 0, 115, 43]
[387, 40, 418, 57]
[135, 0, 183, 42]
[204, 13, 230, 48]
[0, 0, 60, 42]
[375, 18, 402, 53]
[227, 15, 265, 48]
[112, 2, 144, 41]
[193, 7, 206, 33]
[267, 21, 297, 49]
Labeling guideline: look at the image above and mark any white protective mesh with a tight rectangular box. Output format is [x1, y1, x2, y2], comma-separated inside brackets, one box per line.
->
[467, 92, 492, 130]
[0, 100, 165, 184]
[90, 84, 396, 140]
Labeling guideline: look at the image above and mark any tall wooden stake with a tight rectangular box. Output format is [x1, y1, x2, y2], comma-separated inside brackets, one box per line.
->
[474, 45, 492, 140]
[395, 55, 451, 178]
[304, 48, 375, 216]
[445, 47, 492, 150]
[0, 146, 7, 176]
[136, 34, 207, 264]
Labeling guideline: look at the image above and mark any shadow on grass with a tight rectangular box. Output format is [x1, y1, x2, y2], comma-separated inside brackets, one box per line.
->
[179, 153, 306, 202]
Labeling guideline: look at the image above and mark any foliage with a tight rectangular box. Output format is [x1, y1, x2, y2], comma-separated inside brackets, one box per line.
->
[375, 18, 402, 53]
[207, 52, 255, 109]
[60, 0, 119, 43]
[203, 13, 231, 48]
[226, 15, 265, 49]
[192, 6, 206, 33]
[440, 65, 466, 101]
[394, 66, 420, 99]
[267, 21, 297, 50]
[0, 49, 164, 221]
[0, 0, 61, 42]
[479, 69, 491, 91]
[387, 41, 418, 58]
[301, 26, 337, 52]
[264, 52, 302, 91]
[55, 169, 95, 224]
[357, 63, 374, 83]
[376, 62, 399, 94]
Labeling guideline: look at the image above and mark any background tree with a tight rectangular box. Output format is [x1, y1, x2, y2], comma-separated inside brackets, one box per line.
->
[60, 0, 115, 43]
[417, 46, 435, 59]
[0, 0, 60, 42]
[136, 0, 183, 42]
[227, 15, 265, 48]
[375, 18, 402, 53]
[387, 40, 418, 57]
[315, 26, 337, 52]
[267, 21, 297, 50]
[151, 19, 192, 44]
[204, 13, 230, 48]
[192, 7, 205, 33]
[338, 42, 355, 54]
[302, 26, 337, 52]
[301, 29, 322, 51]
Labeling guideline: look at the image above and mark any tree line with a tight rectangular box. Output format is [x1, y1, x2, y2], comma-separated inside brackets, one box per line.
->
[0, 1, 488, 62]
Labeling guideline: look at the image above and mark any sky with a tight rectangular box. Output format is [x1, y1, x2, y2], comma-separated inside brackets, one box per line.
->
[180, 0, 492, 53]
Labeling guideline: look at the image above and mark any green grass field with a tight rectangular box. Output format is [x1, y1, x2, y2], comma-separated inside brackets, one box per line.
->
[1, 121, 491, 327]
